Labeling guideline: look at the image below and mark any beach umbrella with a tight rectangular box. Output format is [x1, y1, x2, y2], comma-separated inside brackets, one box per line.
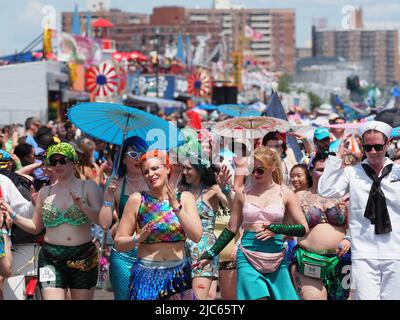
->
[212, 116, 290, 140]
[218, 104, 261, 117]
[67, 102, 184, 175]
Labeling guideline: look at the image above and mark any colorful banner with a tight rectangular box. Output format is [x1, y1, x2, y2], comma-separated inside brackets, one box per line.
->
[58, 33, 102, 66]
[244, 25, 263, 40]
[232, 52, 243, 89]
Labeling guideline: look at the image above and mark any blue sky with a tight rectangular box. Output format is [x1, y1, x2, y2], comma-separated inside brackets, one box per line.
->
[1, 0, 399, 55]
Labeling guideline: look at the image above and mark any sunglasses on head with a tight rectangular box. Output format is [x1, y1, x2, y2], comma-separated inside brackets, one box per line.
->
[49, 157, 68, 167]
[363, 144, 385, 152]
[252, 167, 266, 175]
[125, 151, 142, 160]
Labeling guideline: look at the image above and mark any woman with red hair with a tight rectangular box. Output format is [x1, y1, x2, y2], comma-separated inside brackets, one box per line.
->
[114, 150, 202, 300]
[186, 111, 203, 131]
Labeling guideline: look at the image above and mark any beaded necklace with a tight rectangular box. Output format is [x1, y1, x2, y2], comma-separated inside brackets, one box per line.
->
[126, 175, 145, 193]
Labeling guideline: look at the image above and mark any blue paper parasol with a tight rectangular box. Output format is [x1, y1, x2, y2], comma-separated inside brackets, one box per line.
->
[68, 102, 184, 175]
[218, 104, 261, 117]
[392, 126, 400, 138]
[197, 104, 217, 111]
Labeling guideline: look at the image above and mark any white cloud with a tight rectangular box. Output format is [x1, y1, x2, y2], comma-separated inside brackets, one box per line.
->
[364, 3, 400, 18]
[19, 0, 43, 25]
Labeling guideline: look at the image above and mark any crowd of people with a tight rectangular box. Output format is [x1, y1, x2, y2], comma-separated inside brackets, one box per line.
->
[1, 107, 400, 300]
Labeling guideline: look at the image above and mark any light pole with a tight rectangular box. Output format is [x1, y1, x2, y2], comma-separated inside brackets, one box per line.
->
[154, 28, 160, 98]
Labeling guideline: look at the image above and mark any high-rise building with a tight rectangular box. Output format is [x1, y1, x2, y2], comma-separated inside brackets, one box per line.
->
[111, 7, 222, 56]
[312, 8, 399, 87]
[312, 27, 399, 87]
[61, 8, 148, 34]
[187, 7, 295, 75]
[62, 5, 295, 75]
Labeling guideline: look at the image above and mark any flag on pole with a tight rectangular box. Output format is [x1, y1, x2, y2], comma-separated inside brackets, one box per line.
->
[86, 11, 92, 37]
[186, 34, 192, 69]
[176, 33, 185, 64]
[263, 92, 303, 162]
[244, 25, 263, 40]
[72, 4, 81, 35]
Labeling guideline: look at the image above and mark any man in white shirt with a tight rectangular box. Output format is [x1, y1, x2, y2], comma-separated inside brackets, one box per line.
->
[318, 121, 400, 300]
[0, 173, 35, 299]
[0, 174, 34, 219]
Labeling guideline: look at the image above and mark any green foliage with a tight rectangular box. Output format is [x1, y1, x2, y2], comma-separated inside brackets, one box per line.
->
[308, 91, 322, 111]
[278, 74, 293, 93]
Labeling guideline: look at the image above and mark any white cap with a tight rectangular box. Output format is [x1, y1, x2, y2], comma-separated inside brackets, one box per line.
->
[358, 121, 393, 139]
[328, 113, 340, 121]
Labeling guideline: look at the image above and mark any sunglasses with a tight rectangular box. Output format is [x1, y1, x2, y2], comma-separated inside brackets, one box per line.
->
[125, 151, 142, 160]
[252, 167, 266, 175]
[363, 144, 385, 152]
[49, 157, 68, 167]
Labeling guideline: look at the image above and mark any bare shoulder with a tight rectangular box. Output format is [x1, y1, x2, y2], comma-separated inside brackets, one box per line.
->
[38, 185, 51, 201]
[180, 191, 195, 202]
[281, 185, 296, 202]
[83, 179, 100, 190]
[127, 192, 142, 203]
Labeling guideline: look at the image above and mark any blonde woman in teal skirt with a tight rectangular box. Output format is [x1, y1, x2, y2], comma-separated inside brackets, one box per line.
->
[195, 147, 309, 300]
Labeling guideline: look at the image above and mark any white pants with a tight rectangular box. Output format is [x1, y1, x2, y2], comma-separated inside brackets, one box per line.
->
[352, 259, 400, 300]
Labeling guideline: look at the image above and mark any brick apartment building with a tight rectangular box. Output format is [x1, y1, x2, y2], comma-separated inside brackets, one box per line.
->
[311, 9, 399, 87]
[62, 5, 296, 75]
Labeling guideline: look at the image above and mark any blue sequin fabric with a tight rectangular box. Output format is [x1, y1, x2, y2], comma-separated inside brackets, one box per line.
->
[109, 247, 138, 300]
[128, 258, 196, 300]
[0, 236, 5, 258]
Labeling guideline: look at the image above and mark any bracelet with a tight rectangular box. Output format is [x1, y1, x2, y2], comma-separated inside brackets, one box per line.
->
[343, 235, 351, 242]
[132, 235, 139, 247]
[0, 229, 8, 236]
[221, 184, 232, 195]
[11, 212, 17, 220]
[172, 204, 182, 215]
[103, 201, 113, 208]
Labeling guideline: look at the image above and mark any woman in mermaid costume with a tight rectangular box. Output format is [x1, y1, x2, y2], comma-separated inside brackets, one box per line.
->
[3, 143, 103, 300]
[289, 153, 351, 300]
[195, 147, 308, 300]
[179, 159, 234, 300]
[99, 136, 149, 300]
[114, 150, 203, 300]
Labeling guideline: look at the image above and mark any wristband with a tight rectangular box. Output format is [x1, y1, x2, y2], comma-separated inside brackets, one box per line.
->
[343, 235, 351, 242]
[11, 212, 17, 220]
[221, 185, 232, 196]
[267, 224, 306, 237]
[132, 235, 139, 247]
[103, 201, 113, 208]
[172, 204, 182, 215]
[198, 227, 236, 261]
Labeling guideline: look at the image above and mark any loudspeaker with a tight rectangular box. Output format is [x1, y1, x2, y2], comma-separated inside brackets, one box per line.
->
[212, 86, 238, 105]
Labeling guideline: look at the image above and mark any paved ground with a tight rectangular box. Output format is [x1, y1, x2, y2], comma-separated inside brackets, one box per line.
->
[94, 288, 115, 300]
[93, 288, 223, 300]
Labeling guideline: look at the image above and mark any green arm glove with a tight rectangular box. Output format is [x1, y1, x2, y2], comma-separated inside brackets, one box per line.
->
[199, 227, 236, 261]
[267, 224, 306, 237]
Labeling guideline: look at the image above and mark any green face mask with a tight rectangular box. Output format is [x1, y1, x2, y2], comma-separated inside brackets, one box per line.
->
[46, 143, 78, 162]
